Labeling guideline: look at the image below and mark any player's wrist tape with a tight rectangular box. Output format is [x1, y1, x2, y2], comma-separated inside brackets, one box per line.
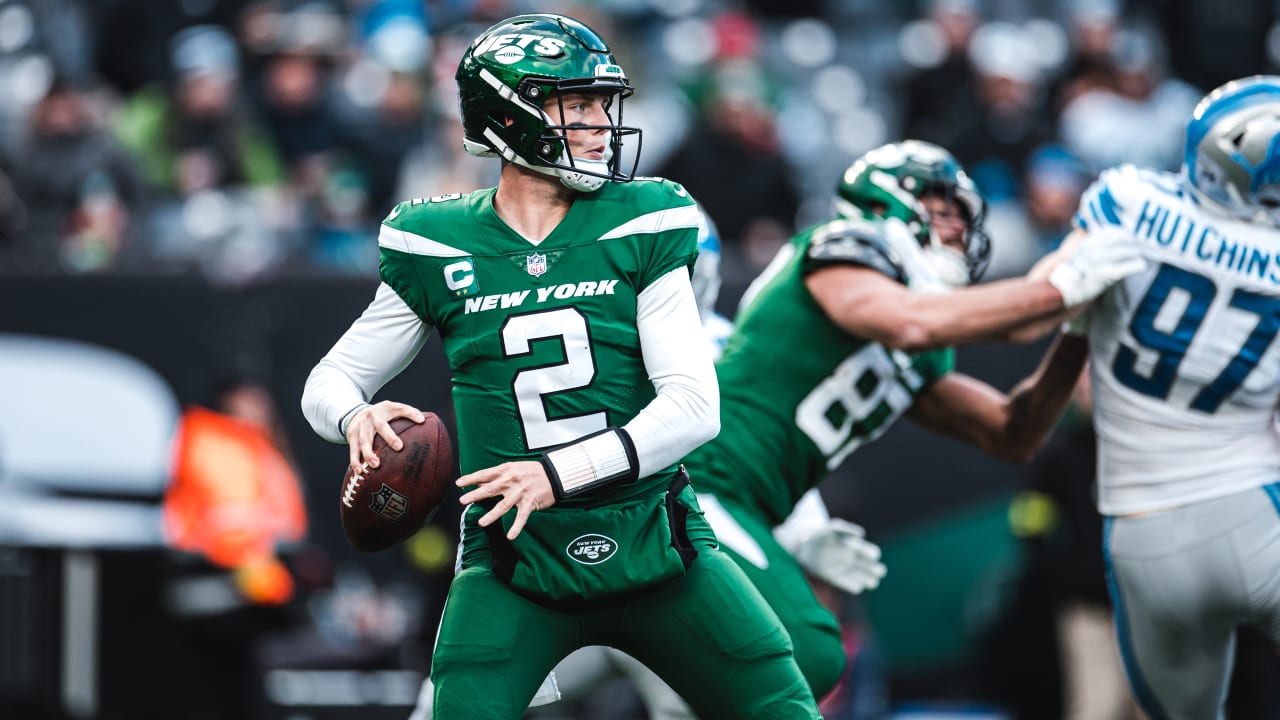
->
[339, 403, 372, 438]
[540, 428, 639, 502]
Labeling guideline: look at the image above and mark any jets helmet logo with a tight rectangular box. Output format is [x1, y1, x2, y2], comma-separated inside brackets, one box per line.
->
[473, 33, 567, 60]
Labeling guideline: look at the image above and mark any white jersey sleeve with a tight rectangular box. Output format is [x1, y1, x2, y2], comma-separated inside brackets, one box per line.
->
[300, 282, 432, 443]
[1079, 166, 1280, 514]
[624, 266, 721, 477]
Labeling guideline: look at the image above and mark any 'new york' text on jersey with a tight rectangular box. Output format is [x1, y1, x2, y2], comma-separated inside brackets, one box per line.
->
[378, 179, 699, 508]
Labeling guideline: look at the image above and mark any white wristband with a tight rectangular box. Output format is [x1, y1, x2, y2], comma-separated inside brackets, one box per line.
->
[541, 428, 639, 501]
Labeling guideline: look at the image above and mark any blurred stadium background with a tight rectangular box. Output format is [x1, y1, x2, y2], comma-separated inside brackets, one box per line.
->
[2, 0, 1279, 718]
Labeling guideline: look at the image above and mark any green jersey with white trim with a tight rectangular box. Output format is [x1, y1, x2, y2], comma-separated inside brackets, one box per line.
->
[688, 217, 954, 524]
[378, 178, 699, 506]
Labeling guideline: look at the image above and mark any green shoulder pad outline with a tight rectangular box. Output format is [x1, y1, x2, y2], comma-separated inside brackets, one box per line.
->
[802, 218, 905, 283]
[597, 178, 699, 292]
[377, 193, 475, 325]
[381, 193, 468, 230]
[629, 175, 697, 211]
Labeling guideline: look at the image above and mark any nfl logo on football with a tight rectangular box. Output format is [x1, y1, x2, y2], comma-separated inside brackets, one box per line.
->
[371, 483, 410, 521]
[526, 253, 548, 277]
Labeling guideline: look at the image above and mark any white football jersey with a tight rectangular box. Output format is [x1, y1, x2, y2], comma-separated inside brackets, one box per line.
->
[1078, 165, 1280, 515]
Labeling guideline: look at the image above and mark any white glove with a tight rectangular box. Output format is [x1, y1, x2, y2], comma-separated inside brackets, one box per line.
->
[1048, 231, 1148, 308]
[792, 518, 887, 596]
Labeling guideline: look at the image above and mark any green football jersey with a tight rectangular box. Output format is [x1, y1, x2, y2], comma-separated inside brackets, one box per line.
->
[689, 217, 954, 523]
[378, 179, 699, 507]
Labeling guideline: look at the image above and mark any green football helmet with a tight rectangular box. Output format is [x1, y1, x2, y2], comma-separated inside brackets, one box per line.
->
[455, 14, 641, 192]
[835, 140, 990, 286]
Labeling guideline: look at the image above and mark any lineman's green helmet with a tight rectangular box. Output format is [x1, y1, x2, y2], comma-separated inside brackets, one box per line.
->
[836, 140, 990, 285]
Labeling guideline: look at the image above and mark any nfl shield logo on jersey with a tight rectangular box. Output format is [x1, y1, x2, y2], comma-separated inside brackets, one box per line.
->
[526, 253, 548, 277]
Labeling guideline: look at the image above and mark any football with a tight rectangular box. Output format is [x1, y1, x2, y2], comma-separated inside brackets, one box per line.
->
[340, 414, 454, 553]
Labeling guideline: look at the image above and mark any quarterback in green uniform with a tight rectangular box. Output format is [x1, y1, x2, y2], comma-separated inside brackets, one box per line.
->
[300, 13, 820, 720]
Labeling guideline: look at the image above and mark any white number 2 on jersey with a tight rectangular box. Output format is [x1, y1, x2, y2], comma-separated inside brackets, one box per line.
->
[501, 307, 606, 450]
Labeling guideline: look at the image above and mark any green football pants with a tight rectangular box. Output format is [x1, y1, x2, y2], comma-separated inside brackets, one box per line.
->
[701, 493, 848, 699]
[431, 547, 821, 719]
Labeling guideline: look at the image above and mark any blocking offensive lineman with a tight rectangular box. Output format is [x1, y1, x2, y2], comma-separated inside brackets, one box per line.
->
[623, 140, 1149, 710]
[300, 13, 820, 719]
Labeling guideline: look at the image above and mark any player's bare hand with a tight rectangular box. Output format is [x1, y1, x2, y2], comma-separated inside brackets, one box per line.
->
[345, 401, 426, 474]
[456, 461, 556, 540]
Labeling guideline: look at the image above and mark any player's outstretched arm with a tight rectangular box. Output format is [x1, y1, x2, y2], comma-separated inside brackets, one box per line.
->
[993, 229, 1133, 343]
[806, 230, 1143, 353]
[993, 234, 1088, 343]
[906, 332, 1089, 463]
[806, 266, 1062, 352]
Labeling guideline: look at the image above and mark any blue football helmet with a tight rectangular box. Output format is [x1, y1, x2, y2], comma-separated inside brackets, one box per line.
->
[1184, 75, 1280, 224]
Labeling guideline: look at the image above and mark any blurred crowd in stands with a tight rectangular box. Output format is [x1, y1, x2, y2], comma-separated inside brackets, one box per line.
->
[4, 2, 1280, 717]
[0, 0, 1273, 299]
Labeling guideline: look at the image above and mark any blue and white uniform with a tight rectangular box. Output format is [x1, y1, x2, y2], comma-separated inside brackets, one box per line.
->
[1080, 164, 1280, 515]
[1077, 162, 1280, 720]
